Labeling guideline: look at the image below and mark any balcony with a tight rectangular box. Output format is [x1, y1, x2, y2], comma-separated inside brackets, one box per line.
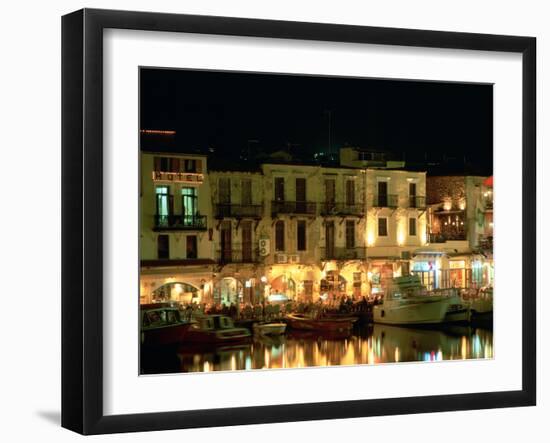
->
[321, 247, 367, 261]
[372, 194, 398, 208]
[320, 202, 365, 217]
[154, 214, 207, 231]
[408, 196, 426, 209]
[217, 244, 260, 264]
[272, 200, 317, 216]
[215, 203, 263, 219]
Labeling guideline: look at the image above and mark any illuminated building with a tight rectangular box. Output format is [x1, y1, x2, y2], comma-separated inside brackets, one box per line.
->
[141, 147, 496, 303]
[419, 175, 494, 289]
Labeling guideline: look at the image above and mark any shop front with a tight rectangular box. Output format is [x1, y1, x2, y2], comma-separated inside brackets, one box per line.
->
[213, 277, 243, 306]
[368, 261, 396, 295]
[411, 255, 440, 290]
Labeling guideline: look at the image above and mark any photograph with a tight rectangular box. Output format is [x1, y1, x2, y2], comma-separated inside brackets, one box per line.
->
[138, 68, 494, 374]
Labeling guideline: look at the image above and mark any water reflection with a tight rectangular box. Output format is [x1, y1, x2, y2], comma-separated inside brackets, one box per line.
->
[140, 324, 493, 374]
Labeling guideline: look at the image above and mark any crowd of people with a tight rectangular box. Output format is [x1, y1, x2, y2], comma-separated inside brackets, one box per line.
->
[173, 295, 372, 322]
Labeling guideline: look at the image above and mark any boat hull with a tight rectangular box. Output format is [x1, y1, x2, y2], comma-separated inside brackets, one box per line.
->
[253, 322, 287, 336]
[445, 297, 472, 323]
[141, 323, 192, 346]
[183, 328, 251, 345]
[286, 314, 356, 332]
[373, 298, 450, 325]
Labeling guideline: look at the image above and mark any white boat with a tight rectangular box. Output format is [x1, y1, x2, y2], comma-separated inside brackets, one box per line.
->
[373, 276, 452, 325]
[253, 322, 287, 336]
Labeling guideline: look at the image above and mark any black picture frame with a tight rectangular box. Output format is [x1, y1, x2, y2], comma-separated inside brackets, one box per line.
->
[62, 8, 536, 435]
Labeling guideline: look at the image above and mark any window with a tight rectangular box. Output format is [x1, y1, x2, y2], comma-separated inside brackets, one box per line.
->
[377, 181, 388, 206]
[218, 178, 231, 204]
[295, 178, 306, 201]
[169, 158, 180, 172]
[241, 179, 252, 205]
[297, 220, 306, 251]
[184, 159, 197, 172]
[325, 179, 336, 203]
[157, 235, 169, 259]
[409, 182, 417, 207]
[275, 220, 285, 251]
[181, 187, 197, 224]
[156, 186, 169, 214]
[274, 177, 285, 201]
[155, 186, 171, 227]
[409, 217, 417, 236]
[378, 217, 388, 236]
[186, 236, 198, 259]
[345, 180, 355, 206]
[345, 220, 355, 249]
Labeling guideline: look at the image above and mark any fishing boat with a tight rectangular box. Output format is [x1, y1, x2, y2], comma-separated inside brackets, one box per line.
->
[183, 315, 251, 344]
[286, 313, 357, 332]
[252, 322, 287, 336]
[373, 275, 453, 325]
[140, 304, 192, 346]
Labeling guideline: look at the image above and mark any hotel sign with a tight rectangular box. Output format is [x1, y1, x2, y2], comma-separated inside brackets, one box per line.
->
[152, 171, 204, 184]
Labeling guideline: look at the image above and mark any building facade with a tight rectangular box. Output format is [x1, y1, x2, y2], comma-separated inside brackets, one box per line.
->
[421, 174, 494, 290]
[140, 149, 492, 305]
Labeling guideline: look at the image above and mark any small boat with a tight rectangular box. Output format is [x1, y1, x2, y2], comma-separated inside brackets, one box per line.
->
[183, 315, 251, 344]
[286, 313, 357, 332]
[252, 322, 287, 336]
[445, 295, 472, 323]
[471, 287, 493, 322]
[373, 276, 452, 325]
[140, 304, 192, 346]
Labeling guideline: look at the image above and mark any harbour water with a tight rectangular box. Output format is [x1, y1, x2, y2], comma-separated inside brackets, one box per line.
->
[140, 323, 493, 374]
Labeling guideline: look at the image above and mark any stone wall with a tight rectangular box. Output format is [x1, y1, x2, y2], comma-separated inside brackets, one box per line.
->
[426, 176, 465, 205]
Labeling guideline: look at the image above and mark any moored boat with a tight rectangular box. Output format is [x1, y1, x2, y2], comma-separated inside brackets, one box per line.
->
[373, 276, 452, 325]
[470, 287, 493, 322]
[140, 304, 192, 346]
[252, 322, 287, 336]
[183, 315, 251, 344]
[286, 313, 357, 332]
[445, 295, 472, 323]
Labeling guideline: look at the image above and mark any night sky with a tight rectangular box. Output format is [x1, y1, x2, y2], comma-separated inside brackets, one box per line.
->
[140, 68, 493, 174]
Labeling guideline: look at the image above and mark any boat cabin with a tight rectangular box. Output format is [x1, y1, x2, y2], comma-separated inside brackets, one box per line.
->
[193, 315, 236, 330]
[141, 307, 182, 328]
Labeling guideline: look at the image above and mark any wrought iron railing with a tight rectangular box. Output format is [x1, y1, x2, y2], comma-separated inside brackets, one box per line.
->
[154, 214, 207, 230]
[320, 247, 367, 260]
[408, 196, 426, 209]
[372, 194, 398, 208]
[320, 202, 365, 216]
[271, 200, 317, 216]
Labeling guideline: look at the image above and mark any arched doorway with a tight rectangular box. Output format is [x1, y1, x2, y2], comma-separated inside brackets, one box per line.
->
[214, 277, 243, 306]
[152, 282, 199, 304]
[270, 275, 296, 301]
[320, 271, 347, 302]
